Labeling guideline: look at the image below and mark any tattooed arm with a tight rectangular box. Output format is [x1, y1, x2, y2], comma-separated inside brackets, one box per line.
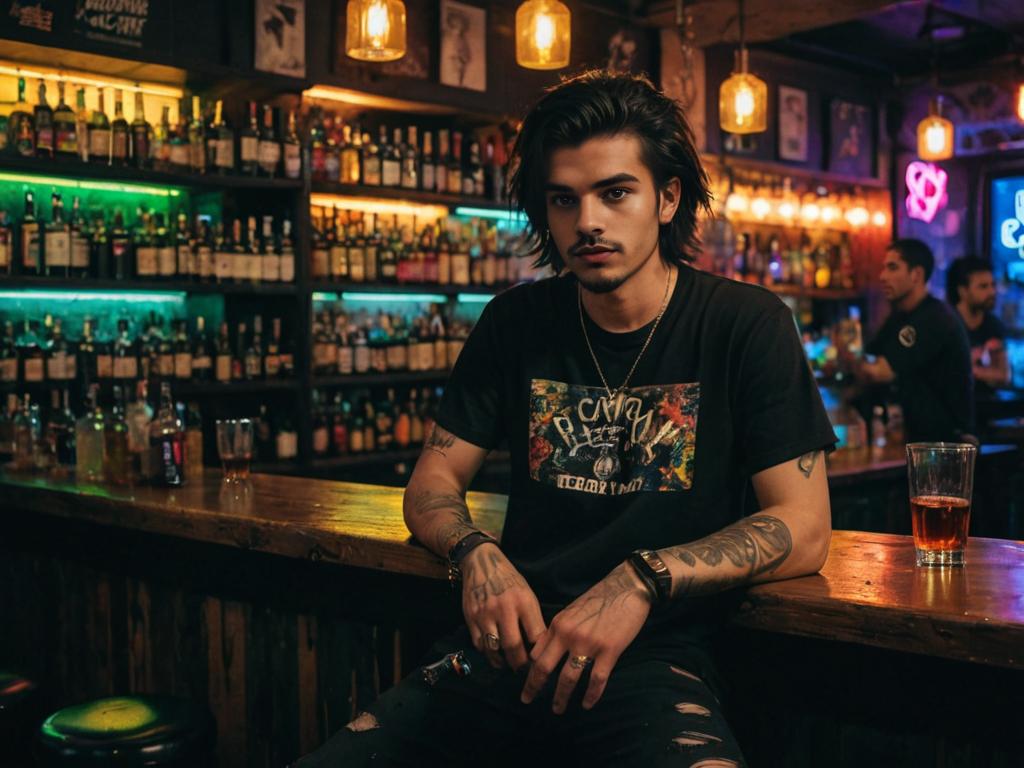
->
[403, 425, 545, 670]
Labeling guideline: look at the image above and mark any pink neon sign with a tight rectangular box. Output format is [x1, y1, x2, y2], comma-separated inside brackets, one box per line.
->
[905, 161, 948, 223]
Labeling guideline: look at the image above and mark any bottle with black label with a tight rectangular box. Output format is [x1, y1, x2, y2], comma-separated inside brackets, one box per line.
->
[33, 80, 54, 158]
[131, 90, 151, 169]
[110, 89, 129, 166]
[151, 381, 185, 486]
[240, 101, 260, 176]
[69, 197, 91, 277]
[258, 105, 281, 177]
[21, 191, 41, 276]
[44, 192, 71, 277]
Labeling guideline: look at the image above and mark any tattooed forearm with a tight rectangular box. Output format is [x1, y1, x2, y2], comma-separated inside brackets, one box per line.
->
[797, 450, 820, 478]
[424, 426, 457, 458]
[406, 487, 478, 556]
[665, 515, 793, 598]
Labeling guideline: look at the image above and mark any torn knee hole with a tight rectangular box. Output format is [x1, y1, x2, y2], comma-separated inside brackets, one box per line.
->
[671, 731, 722, 748]
[345, 712, 380, 732]
[675, 702, 712, 717]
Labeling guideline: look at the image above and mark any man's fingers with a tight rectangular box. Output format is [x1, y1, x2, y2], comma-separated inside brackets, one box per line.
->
[480, 624, 503, 669]
[521, 601, 546, 646]
[550, 657, 586, 715]
[521, 637, 565, 704]
[581, 656, 614, 710]
[497, 614, 529, 672]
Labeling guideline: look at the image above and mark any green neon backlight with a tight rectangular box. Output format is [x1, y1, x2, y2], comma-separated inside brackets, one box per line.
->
[0, 290, 186, 303]
[454, 206, 527, 223]
[0, 171, 182, 198]
[314, 292, 449, 303]
[456, 293, 494, 304]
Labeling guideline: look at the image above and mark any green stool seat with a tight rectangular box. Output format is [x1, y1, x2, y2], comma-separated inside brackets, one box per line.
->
[34, 695, 215, 767]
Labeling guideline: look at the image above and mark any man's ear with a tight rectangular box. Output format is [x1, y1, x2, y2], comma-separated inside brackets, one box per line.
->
[658, 178, 681, 225]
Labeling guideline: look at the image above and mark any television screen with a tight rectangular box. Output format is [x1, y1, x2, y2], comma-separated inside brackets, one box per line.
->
[991, 175, 1024, 283]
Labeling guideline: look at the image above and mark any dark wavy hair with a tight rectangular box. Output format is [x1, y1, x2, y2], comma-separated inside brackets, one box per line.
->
[508, 70, 711, 271]
[945, 255, 993, 304]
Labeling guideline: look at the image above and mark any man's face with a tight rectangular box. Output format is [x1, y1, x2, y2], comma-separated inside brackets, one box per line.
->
[544, 133, 677, 294]
[879, 250, 918, 303]
[962, 270, 996, 312]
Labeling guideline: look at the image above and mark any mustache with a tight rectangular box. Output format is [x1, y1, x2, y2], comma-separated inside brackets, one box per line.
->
[569, 238, 621, 255]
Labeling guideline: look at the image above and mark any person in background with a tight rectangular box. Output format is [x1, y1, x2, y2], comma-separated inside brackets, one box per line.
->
[947, 256, 1011, 393]
[853, 239, 974, 443]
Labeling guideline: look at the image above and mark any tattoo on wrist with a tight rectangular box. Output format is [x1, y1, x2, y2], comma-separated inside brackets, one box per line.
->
[424, 426, 457, 458]
[665, 515, 793, 597]
[797, 451, 820, 479]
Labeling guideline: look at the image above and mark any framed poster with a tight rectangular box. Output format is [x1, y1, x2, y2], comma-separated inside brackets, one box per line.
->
[439, 0, 486, 92]
[255, 0, 306, 78]
[828, 98, 873, 178]
[778, 85, 808, 162]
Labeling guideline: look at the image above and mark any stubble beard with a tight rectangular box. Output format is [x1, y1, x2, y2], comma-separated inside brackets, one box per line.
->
[573, 241, 660, 296]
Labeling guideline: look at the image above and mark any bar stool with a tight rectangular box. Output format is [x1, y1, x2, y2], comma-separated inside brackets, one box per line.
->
[1, 671, 40, 767]
[34, 695, 215, 767]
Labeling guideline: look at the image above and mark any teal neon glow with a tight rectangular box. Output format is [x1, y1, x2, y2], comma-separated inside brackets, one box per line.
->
[454, 206, 527, 223]
[456, 293, 494, 304]
[313, 292, 448, 303]
[0, 172, 182, 198]
[0, 290, 186, 303]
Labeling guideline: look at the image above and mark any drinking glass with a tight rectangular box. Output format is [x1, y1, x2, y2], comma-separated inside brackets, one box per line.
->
[906, 442, 977, 567]
[216, 419, 254, 482]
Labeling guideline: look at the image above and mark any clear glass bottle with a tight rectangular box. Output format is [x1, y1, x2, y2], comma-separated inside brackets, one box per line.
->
[150, 381, 185, 486]
[104, 385, 131, 484]
[126, 379, 154, 480]
[75, 384, 105, 482]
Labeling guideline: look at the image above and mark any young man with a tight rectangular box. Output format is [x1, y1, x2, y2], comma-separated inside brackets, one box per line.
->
[296, 71, 835, 767]
[947, 255, 1011, 393]
[856, 239, 974, 442]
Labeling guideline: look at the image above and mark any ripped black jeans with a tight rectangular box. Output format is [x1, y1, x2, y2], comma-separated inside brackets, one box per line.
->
[292, 624, 747, 768]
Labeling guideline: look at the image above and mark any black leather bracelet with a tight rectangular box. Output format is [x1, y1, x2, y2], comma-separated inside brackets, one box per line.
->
[629, 549, 673, 604]
[446, 531, 498, 586]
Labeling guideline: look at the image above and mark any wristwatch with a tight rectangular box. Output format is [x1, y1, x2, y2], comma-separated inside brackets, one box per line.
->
[629, 549, 673, 604]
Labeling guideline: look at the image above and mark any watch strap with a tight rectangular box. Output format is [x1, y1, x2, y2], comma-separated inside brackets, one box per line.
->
[446, 531, 499, 587]
[629, 549, 672, 604]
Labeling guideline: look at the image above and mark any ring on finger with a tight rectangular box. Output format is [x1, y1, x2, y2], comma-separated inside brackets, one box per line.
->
[569, 654, 593, 670]
[485, 632, 501, 651]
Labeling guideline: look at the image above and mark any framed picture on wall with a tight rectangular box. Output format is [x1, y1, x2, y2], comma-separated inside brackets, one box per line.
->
[439, 0, 486, 92]
[778, 85, 809, 162]
[828, 98, 874, 178]
[255, 0, 306, 78]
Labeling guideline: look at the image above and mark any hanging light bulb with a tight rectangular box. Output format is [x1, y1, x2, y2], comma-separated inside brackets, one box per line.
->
[516, 0, 571, 70]
[346, 0, 407, 62]
[1016, 83, 1024, 123]
[916, 96, 954, 161]
[719, 0, 767, 134]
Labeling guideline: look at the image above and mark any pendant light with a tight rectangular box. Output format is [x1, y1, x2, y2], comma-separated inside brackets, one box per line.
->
[718, 0, 766, 134]
[916, 96, 953, 161]
[1016, 82, 1024, 122]
[516, 0, 571, 70]
[346, 0, 407, 62]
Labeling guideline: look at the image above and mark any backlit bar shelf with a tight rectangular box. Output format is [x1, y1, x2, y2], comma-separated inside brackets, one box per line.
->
[311, 282, 496, 298]
[0, 154, 303, 192]
[0, 277, 299, 296]
[312, 371, 449, 388]
[768, 284, 863, 301]
[311, 181, 508, 210]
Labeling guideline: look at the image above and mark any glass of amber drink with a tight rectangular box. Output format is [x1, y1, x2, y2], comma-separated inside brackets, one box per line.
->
[216, 419, 254, 482]
[906, 442, 977, 567]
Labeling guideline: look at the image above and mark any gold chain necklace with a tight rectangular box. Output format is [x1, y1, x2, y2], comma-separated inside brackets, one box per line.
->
[578, 266, 673, 401]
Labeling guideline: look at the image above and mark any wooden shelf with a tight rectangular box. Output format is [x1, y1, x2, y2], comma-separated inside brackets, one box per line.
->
[0, 154, 303, 191]
[311, 281, 498, 297]
[0, 276, 299, 295]
[310, 182, 510, 211]
[312, 371, 448, 387]
[703, 153, 890, 190]
[174, 379, 300, 396]
[768, 284, 863, 301]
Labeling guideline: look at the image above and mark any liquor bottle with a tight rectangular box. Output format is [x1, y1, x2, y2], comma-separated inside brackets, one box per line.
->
[324, 116, 340, 182]
[104, 385, 132, 484]
[448, 130, 463, 195]
[113, 318, 139, 382]
[421, 131, 436, 193]
[0, 321, 16, 384]
[264, 317, 282, 378]
[9, 77, 35, 157]
[155, 213, 175, 279]
[401, 125, 419, 190]
[214, 321, 232, 383]
[21, 191, 41, 275]
[74, 87, 90, 162]
[381, 125, 401, 187]
[261, 215, 280, 283]
[245, 215, 262, 284]
[258, 105, 282, 177]
[240, 101, 260, 176]
[312, 392, 329, 456]
[309, 108, 327, 182]
[49, 388, 76, 471]
[32, 81, 54, 158]
[174, 212, 191, 279]
[169, 319, 190, 381]
[89, 88, 112, 164]
[349, 221, 366, 283]
[168, 100, 190, 171]
[331, 394, 348, 455]
[94, 322, 114, 383]
[154, 316, 174, 379]
[76, 317, 97, 384]
[110, 89, 129, 165]
[340, 123, 361, 184]
[150, 381, 186, 486]
[53, 81, 77, 159]
[151, 105, 171, 171]
[69, 197, 91, 277]
[275, 412, 298, 460]
[283, 109, 301, 180]
[280, 218, 295, 283]
[279, 319, 295, 377]
[185, 402, 203, 479]
[362, 130, 382, 186]
[44, 192, 71, 277]
[232, 321, 247, 380]
[47, 316, 75, 382]
[11, 395, 34, 470]
[468, 138, 485, 197]
[213, 221, 231, 283]
[111, 210, 132, 280]
[195, 216, 214, 282]
[228, 218, 245, 284]
[188, 94, 206, 174]
[310, 210, 329, 280]
[0, 211, 10, 276]
[75, 385, 105, 481]
[208, 99, 234, 175]
[436, 129, 450, 194]
[329, 209, 348, 280]
[131, 90, 151, 168]
[245, 316, 264, 380]
[126, 380, 154, 480]
[135, 210, 157, 278]
[188, 315, 211, 381]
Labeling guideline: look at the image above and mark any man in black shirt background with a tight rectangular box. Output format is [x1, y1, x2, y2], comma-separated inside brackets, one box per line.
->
[856, 239, 974, 442]
[947, 256, 1011, 394]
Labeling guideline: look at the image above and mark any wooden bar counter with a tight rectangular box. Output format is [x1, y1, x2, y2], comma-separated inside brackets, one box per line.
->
[4, 467, 1023, 767]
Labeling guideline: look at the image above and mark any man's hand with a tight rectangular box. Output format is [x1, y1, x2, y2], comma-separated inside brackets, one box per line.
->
[461, 543, 546, 672]
[521, 563, 652, 714]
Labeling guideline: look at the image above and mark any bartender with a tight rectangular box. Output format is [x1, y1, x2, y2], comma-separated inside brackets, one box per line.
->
[854, 239, 975, 442]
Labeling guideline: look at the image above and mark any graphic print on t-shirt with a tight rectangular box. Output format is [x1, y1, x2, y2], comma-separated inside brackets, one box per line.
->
[528, 379, 700, 495]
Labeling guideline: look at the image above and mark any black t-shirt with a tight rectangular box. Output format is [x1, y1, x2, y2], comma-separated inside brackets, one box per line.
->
[436, 265, 836, 617]
[965, 312, 1007, 398]
[866, 295, 974, 441]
